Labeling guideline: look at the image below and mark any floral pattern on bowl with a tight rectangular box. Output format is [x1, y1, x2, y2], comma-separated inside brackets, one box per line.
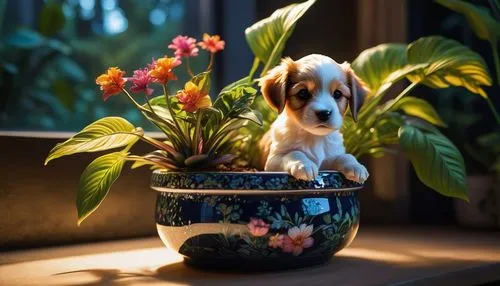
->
[153, 171, 362, 270]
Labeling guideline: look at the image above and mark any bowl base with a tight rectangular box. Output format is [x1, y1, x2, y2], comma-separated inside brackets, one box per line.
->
[183, 254, 332, 271]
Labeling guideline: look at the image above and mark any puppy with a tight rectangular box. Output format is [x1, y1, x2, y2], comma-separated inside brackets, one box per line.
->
[258, 54, 369, 183]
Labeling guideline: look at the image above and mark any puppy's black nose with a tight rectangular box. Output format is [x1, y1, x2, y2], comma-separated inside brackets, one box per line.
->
[315, 110, 332, 122]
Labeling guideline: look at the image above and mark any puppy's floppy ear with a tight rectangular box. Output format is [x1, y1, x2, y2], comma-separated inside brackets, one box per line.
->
[341, 62, 369, 122]
[259, 57, 296, 114]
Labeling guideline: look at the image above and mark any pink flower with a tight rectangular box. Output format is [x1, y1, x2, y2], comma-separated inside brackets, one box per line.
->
[282, 224, 314, 256]
[129, 68, 153, 96]
[247, 218, 269, 237]
[168, 35, 199, 58]
[268, 234, 284, 248]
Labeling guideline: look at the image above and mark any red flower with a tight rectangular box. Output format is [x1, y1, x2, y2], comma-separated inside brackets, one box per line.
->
[198, 33, 225, 53]
[95, 67, 126, 101]
[168, 35, 199, 58]
[129, 68, 153, 96]
[148, 56, 181, 84]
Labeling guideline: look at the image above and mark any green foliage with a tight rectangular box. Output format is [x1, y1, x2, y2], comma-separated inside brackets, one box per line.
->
[45, 117, 142, 165]
[351, 44, 407, 93]
[399, 126, 467, 200]
[45, 0, 318, 224]
[338, 36, 495, 200]
[406, 36, 491, 97]
[390, 97, 447, 127]
[245, 0, 316, 76]
[435, 0, 500, 88]
[77, 151, 128, 225]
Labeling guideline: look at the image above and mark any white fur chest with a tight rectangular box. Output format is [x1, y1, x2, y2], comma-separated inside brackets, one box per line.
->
[269, 113, 346, 166]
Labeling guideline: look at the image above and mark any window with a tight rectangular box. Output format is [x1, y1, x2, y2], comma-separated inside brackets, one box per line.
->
[0, 0, 199, 131]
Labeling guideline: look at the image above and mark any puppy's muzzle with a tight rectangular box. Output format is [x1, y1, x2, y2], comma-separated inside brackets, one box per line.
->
[315, 110, 332, 122]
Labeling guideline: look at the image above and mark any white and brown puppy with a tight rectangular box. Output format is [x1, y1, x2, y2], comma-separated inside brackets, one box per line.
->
[259, 54, 369, 183]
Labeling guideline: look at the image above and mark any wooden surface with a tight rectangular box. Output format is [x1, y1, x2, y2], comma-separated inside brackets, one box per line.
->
[1, 227, 500, 286]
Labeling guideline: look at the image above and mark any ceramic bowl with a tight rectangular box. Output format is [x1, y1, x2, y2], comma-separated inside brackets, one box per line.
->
[151, 171, 362, 270]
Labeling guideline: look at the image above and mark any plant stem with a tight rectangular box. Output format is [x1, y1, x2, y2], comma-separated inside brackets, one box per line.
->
[121, 88, 149, 113]
[206, 53, 215, 71]
[486, 96, 500, 125]
[193, 109, 204, 155]
[491, 40, 500, 86]
[248, 57, 260, 81]
[381, 81, 419, 113]
[186, 57, 194, 77]
[162, 84, 190, 149]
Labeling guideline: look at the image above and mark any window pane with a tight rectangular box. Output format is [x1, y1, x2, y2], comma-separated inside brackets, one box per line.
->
[0, 0, 207, 131]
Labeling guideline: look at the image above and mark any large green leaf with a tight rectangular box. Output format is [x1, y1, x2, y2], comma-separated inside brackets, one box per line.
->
[245, 0, 316, 75]
[351, 43, 429, 121]
[406, 36, 492, 97]
[45, 117, 142, 164]
[435, 0, 500, 43]
[351, 43, 408, 93]
[399, 125, 467, 200]
[77, 152, 127, 225]
[390, 96, 447, 127]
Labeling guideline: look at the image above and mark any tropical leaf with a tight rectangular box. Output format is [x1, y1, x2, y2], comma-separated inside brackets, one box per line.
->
[351, 43, 408, 93]
[220, 76, 251, 93]
[191, 72, 211, 94]
[350, 42, 429, 120]
[214, 84, 258, 119]
[398, 125, 467, 200]
[406, 36, 492, 97]
[389, 96, 447, 127]
[77, 152, 127, 225]
[245, 0, 316, 75]
[435, 0, 500, 42]
[45, 117, 142, 164]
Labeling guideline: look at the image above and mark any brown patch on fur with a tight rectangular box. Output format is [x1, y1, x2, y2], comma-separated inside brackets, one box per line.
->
[340, 62, 369, 121]
[259, 58, 297, 114]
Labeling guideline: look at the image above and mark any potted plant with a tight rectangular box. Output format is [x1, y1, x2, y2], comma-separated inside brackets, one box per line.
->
[45, 0, 494, 270]
[454, 131, 500, 228]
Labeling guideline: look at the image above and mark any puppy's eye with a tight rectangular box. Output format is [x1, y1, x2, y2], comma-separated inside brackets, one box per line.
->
[333, 90, 343, 99]
[297, 89, 311, 100]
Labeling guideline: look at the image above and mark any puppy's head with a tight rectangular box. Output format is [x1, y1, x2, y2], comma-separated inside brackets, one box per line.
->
[260, 54, 368, 136]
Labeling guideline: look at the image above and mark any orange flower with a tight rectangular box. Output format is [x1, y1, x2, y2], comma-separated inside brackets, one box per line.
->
[176, 81, 212, 112]
[95, 67, 126, 101]
[197, 33, 225, 53]
[148, 56, 181, 84]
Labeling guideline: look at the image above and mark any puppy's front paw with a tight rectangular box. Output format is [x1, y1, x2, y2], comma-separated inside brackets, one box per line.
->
[343, 163, 369, 183]
[289, 161, 318, 181]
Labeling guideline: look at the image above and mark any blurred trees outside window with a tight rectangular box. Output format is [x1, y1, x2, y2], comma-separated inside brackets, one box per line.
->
[0, 0, 210, 131]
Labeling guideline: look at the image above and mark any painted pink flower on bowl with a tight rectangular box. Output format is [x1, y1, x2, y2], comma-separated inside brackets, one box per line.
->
[268, 234, 284, 248]
[168, 35, 199, 58]
[247, 218, 269, 237]
[282, 224, 314, 256]
[129, 68, 153, 96]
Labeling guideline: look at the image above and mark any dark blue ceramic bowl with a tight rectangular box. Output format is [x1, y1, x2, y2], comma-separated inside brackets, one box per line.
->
[151, 171, 363, 270]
